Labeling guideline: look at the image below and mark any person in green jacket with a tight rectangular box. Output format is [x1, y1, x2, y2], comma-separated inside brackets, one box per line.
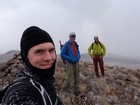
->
[88, 36, 106, 78]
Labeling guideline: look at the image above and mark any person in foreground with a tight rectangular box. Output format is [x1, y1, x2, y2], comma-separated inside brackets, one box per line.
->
[1, 26, 63, 105]
[60, 32, 81, 96]
[88, 36, 106, 78]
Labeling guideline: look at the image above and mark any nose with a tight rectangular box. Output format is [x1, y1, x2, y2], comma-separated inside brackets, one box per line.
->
[43, 52, 52, 61]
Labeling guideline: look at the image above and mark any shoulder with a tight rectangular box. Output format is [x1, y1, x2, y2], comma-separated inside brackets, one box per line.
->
[99, 42, 105, 46]
[2, 78, 43, 105]
[65, 41, 70, 45]
[92, 42, 95, 46]
[63, 41, 69, 46]
[99, 41, 102, 44]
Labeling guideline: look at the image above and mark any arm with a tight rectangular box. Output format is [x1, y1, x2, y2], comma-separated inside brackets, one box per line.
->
[88, 43, 93, 57]
[100, 42, 106, 56]
[60, 43, 72, 62]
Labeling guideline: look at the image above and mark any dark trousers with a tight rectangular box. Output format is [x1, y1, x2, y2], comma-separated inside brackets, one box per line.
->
[93, 56, 104, 77]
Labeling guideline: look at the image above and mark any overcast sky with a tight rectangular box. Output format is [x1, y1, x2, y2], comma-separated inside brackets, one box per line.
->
[0, 0, 140, 59]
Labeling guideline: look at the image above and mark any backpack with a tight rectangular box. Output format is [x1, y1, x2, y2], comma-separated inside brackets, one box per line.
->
[59, 40, 79, 64]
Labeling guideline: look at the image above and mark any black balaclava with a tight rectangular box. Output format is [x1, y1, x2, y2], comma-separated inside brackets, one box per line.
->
[20, 26, 56, 80]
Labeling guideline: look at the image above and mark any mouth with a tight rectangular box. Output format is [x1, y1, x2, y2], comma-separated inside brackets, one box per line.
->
[39, 63, 53, 69]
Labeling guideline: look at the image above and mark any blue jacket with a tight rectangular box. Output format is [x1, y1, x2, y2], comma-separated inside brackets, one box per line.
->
[60, 40, 81, 63]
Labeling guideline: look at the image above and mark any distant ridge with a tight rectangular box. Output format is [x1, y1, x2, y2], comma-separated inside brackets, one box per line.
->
[80, 53, 140, 69]
[0, 50, 19, 63]
[0, 50, 140, 69]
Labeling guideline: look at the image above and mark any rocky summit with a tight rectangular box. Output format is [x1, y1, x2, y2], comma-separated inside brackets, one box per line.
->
[0, 53, 140, 105]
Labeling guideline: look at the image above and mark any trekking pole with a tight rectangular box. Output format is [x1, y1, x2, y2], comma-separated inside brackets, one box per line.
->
[59, 40, 62, 50]
[59, 40, 61, 45]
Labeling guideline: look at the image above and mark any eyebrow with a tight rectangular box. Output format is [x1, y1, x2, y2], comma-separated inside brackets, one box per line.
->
[50, 47, 55, 51]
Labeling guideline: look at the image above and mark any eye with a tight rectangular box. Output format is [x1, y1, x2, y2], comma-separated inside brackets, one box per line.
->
[34, 49, 44, 55]
[49, 48, 55, 53]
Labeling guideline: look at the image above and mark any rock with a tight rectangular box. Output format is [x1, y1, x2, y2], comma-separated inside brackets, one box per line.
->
[0, 54, 140, 105]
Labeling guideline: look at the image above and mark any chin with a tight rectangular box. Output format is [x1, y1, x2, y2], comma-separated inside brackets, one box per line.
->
[40, 65, 52, 70]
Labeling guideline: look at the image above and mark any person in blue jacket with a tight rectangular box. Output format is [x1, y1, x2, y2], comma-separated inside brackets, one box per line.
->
[60, 32, 81, 96]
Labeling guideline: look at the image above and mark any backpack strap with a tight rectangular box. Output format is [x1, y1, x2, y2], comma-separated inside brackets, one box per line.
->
[29, 78, 60, 105]
[66, 42, 70, 50]
[98, 42, 103, 48]
[29, 78, 52, 105]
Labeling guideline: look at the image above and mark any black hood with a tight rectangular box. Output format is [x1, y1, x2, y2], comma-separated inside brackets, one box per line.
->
[20, 26, 56, 80]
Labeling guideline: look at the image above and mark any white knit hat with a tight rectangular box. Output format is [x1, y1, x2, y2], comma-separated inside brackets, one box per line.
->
[69, 32, 76, 37]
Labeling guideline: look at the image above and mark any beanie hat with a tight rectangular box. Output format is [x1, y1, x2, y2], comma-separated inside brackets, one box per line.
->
[20, 26, 56, 80]
[69, 32, 76, 37]
[20, 26, 54, 53]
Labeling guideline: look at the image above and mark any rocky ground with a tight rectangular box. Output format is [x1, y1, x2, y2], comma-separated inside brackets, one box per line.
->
[0, 53, 140, 105]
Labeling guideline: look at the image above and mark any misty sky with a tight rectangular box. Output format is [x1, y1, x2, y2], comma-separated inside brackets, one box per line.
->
[0, 0, 140, 59]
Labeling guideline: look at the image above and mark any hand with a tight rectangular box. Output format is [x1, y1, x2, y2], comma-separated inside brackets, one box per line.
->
[90, 55, 94, 58]
[70, 58, 77, 62]
[100, 55, 104, 58]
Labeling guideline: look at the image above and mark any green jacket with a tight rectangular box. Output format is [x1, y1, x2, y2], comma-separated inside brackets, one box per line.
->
[88, 42, 106, 57]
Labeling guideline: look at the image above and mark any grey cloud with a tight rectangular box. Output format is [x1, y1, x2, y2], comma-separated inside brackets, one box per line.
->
[0, 0, 140, 59]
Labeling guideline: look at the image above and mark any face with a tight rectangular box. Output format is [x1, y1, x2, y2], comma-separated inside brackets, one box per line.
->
[27, 42, 56, 70]
[70, 35, 76, 42]
[94, 38, 99, 42]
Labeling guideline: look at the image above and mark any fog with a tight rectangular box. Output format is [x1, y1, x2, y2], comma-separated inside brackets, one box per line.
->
[0, 0, 140, 59]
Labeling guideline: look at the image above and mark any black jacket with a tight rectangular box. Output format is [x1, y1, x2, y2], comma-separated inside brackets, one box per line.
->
[1, 67, 63, 105]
